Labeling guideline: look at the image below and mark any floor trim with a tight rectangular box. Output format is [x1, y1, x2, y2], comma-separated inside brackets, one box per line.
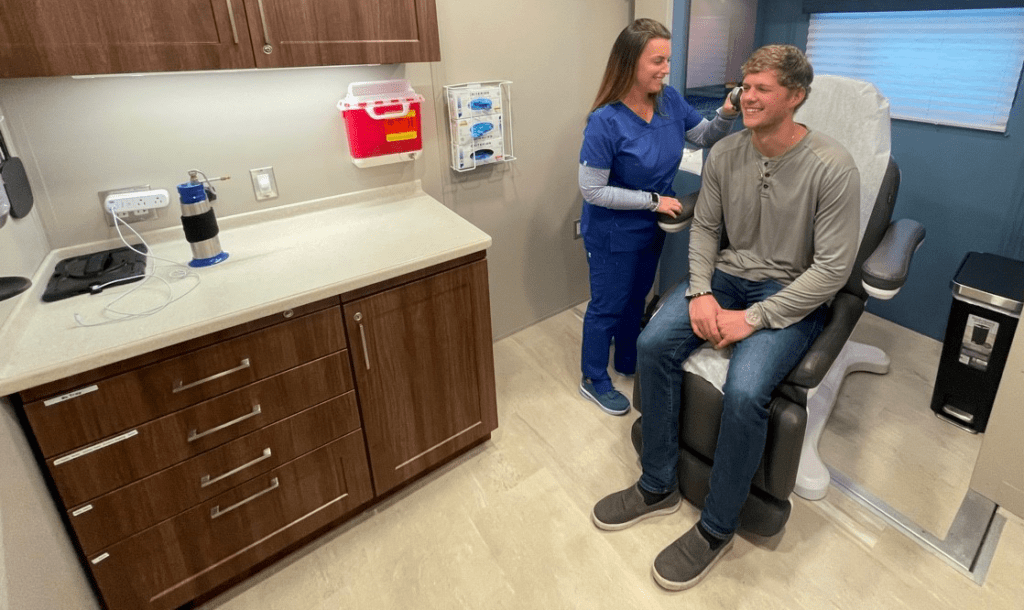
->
[827, 466, 1006, 585]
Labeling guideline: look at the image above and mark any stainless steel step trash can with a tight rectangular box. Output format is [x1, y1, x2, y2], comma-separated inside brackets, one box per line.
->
[930, 252, 1024, 433]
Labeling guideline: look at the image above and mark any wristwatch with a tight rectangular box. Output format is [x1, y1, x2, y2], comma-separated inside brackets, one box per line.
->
[651, 192, 660, 211]
[744, 306, 762, 329]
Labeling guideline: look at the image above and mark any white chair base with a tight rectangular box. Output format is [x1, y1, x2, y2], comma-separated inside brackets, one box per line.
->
[794, 340, 891, 500]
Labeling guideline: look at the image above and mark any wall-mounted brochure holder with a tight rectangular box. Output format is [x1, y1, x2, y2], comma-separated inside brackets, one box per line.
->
[444, 81, 515, 172]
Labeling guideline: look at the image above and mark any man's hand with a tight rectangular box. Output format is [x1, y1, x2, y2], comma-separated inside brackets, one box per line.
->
[689, 294, 722, 345]
[711, 309, 755, 349]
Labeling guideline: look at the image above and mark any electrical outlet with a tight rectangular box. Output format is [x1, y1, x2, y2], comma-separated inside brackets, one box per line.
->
[99, 186, 168, 226]
[574, 219, 582, 239]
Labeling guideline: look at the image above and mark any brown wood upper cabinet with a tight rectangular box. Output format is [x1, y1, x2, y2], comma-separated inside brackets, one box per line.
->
[0, 0, 440, 78]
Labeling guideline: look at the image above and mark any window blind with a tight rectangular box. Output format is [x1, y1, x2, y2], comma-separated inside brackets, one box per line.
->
[806, 9, 1024, 132]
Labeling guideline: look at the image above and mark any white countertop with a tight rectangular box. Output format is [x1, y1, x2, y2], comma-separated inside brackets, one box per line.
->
[0, 181, 491, 396]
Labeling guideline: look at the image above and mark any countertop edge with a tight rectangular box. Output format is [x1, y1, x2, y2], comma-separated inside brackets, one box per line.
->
[0, 183, 492, 397]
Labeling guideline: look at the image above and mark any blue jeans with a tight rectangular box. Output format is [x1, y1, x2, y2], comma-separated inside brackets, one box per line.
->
[581, 235, 663, 392]
[637, 270, 827, 538]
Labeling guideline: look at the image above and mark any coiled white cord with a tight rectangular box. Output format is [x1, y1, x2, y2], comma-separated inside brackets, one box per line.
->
[73, 213, 201, 327]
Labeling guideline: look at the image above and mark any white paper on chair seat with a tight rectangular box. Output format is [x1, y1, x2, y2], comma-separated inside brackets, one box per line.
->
[682, 344, 731, 393]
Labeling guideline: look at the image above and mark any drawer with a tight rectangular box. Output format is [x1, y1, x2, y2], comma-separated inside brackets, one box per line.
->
[25, 307, 346, 457]
[47, 352, 354, 507]
[89, 431, 373, 610]
[70, 392, 362, 555]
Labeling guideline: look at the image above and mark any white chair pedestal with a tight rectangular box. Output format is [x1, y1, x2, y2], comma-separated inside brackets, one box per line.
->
[794, 340, 891, 500]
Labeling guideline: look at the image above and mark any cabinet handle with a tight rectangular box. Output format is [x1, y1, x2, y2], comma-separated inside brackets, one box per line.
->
[173, 358, 251, 393]
[188, 404, 262, 442]
[257, 0, 273, 54]
[210, 477, 279, 519]
[354, 312, 370, 370]
[225, 0, 239, 44]
[201, 447, 272, 487]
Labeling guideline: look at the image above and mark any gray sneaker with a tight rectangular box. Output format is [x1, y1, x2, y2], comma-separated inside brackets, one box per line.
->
[592, 483, 681, 531]
[652, 523, 734, 590]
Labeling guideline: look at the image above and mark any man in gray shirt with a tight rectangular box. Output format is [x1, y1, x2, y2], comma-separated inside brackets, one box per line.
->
[592, 45, 860, 590]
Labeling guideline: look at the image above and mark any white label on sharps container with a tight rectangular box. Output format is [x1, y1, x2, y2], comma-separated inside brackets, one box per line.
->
[43, 384, 99, 406]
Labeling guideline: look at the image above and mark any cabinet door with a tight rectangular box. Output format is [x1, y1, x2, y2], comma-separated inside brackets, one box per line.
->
[344, 260, 497, 494]
[0, 0, 256, 77]
[241, 0, 440, 68]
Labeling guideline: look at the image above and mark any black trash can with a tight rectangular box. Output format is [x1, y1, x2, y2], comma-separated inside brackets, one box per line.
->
[930, 252, 1024, 433]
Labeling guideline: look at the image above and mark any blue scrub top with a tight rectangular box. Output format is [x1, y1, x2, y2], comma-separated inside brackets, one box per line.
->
[579, 86, 704, 252]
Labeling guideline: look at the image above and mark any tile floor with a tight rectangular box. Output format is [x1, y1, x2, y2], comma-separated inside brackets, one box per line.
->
[203, 307, 1023, 610]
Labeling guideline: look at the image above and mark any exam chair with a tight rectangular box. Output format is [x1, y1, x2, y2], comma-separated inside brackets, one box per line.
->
[633, 76, 926, 537]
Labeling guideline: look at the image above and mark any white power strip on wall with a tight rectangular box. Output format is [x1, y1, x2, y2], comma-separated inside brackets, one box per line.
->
[99, 187, 171, 226]
[103, 189, 170, 214]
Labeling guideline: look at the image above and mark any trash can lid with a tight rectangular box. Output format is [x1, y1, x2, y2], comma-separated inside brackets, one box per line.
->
[951, 252, 1024, 315]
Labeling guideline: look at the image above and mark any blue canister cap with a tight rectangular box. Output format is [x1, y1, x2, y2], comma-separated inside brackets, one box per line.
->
[177, 182, 207, 204]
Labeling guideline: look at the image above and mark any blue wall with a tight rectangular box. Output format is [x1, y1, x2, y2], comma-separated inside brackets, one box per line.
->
[701, 0, 1024, 341]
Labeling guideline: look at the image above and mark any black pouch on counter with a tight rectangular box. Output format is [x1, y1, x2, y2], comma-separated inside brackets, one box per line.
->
[42, 245, 148, 302]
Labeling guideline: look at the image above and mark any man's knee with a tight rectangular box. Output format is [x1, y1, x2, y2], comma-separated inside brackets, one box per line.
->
[721, 385, 772, 423]
[637, 325, 669, 359]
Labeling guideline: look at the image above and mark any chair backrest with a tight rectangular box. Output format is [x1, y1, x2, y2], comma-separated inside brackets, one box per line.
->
[793, 74, 899, 300]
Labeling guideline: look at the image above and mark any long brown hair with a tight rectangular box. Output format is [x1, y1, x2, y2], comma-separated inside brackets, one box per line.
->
[590, 18, 672, 114]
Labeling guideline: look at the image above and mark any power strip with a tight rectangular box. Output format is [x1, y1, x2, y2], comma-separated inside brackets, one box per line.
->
[104, 189, 170, 214]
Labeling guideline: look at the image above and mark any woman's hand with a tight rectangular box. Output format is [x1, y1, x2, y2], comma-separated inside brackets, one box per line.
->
[656, 195, 682, 217]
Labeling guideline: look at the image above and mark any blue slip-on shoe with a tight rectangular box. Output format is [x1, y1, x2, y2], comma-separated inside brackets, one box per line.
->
[579, 377, 630, 416]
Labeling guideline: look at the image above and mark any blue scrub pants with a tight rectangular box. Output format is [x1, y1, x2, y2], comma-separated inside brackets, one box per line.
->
[636, 270, 827, 537]
[581, 235, 664, 394]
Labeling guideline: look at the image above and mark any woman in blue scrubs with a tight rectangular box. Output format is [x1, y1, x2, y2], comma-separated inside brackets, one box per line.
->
[578, 18, 738, 415]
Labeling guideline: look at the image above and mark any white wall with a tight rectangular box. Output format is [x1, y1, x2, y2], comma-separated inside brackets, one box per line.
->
[0, 2, 632, 608]
[0, 111, 50, 325]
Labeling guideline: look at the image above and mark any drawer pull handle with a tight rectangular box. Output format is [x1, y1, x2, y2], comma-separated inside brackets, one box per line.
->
[201, 447, 272, 487]
[188, 404, 262, 442]
[211, 477, 279, 519]
[225, 0, 239, 44]
[173, 358, 251, 393]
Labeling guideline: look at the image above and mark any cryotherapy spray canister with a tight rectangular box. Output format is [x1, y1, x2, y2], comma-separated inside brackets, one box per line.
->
[177, 171, 229, 267]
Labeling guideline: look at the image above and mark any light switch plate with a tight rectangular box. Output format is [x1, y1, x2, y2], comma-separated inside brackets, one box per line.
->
[249, 167, 278, 201]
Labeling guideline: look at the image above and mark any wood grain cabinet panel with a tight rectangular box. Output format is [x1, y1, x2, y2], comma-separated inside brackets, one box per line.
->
[88, 432, 373, 610]
[343, 259, 497, 494]
[47, 352, 353, 507]
[25, 306, 345, 458]
[0, 0, 439, 77]
[0, 0, 256, 77]
[70, 392, 361, 555]
[243, 0, 440, 68]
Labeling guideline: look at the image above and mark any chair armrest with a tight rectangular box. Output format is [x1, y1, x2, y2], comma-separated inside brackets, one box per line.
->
[657, 191, 698, 233]
[861, 218, 926, 300]
[778, 292, 865, 405]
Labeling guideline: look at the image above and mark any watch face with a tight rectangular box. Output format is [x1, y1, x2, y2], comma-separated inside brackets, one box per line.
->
[745, 307, 761, 327]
